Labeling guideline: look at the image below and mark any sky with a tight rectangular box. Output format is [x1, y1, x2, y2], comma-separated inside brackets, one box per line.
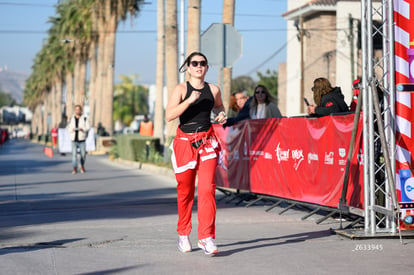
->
[0, 0, 290, 86]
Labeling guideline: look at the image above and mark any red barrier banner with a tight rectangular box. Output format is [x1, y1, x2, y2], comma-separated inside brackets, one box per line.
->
[214, 114, 364, 209]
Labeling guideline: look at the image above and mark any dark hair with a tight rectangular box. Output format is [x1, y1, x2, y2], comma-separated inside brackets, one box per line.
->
[179, 52, 208, 73]
[312, 77, 333, 106]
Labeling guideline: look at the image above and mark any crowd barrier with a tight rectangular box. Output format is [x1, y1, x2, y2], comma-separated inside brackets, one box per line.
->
[213, 114, 364, 211]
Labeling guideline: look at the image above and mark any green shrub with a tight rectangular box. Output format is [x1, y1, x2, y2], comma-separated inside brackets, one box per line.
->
[115, 134, 141, 161]
[115, 134, 165, 162]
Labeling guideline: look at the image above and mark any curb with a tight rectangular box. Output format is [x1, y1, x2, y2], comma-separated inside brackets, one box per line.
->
[112, 158, 175, 178]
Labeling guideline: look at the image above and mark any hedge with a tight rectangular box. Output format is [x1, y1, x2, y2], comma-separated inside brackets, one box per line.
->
[115, 134, 162, 162]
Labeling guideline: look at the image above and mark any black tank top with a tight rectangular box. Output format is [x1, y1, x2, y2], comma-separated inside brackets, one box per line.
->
[179, 81, 214, 133]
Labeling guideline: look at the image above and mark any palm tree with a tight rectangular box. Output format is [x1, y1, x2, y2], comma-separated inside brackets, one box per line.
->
[222, 0, 235, 113]
[62, 0, 92, 108]
[87, 10, 99, 128]
[154, 0, 165, 143]
[46, 23, 67, 127]
[29, 48, 54, 135]
[52, 0, 80, 120]
[165, 0, 178, 141]
[186, 0, 201, 55]
[64, 61, 75, 119]
[24, 0, 146, 137]
[93, 0, 145, 136]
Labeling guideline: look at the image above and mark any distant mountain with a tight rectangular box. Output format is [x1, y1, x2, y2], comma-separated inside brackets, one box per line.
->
[0, 67, 28, 104]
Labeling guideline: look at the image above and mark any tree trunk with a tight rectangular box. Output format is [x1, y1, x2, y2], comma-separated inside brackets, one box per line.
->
[73, 47, 82, 106]
[43, 92, 50, 135]
[154, 0, 165, 143]
[187, 0, 201, 55]
[79, 57, 87, 108]
[95, 22, 106, 129]
[35, 105, 42, 137]
[101, 3, 117, 135]
[165, 0, 178, 141]
[222, 0, 235, 113]
[88, 39, 98, 128]
[66, 71, 74, 119]
[55, 77, 63, 127]
[51, 85, 57, 128]
[89, 9, 99, 129]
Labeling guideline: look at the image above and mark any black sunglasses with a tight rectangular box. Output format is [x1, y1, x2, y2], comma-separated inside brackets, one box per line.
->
[255, 90, 265, 94]
[190, 60, 207, 67]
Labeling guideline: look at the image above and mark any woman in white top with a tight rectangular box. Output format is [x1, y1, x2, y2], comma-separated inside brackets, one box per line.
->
[249, 84, 282, 119]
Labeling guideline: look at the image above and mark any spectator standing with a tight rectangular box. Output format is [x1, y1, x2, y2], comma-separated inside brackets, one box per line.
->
[51, 126, 58, 150]
[307, 77, 349, 116]
[58, 114, 68, 129]
[228, 90, 250, 118]
[166, 52, 227, 255]
[350, 78, 361, 112]
[223, 90, 253, 127]
[234, 90, 250, 114]
[139, 114, 154, 136]
[249, 85, 282, 119]
[96, 122, 108, 137]
[58, 115, 68, 156]
[67, 105, 90, 174]
[227, 94, 239, 118]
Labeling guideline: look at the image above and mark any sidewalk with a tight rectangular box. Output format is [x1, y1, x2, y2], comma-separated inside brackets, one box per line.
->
[0, 139, 413, 274]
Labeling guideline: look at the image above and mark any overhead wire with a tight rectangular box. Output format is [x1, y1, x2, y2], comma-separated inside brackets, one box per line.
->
[244, 34, 296, 76]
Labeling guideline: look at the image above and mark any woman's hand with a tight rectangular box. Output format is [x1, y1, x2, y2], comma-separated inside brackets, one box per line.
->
[307, 105, 316, 115]
[215, 111, 227, 125]
[187, 91, 201, 104]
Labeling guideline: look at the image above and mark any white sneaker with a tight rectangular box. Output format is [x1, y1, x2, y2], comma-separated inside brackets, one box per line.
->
[198, 237, 218, 255]
[178, 235, 192, 253]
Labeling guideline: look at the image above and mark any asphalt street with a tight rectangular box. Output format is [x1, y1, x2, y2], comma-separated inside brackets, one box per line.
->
[0, 139, 413, 275]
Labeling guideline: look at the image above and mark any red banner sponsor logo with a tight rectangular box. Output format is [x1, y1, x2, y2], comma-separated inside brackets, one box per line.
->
[275, 142, 289, 163]
[307, 152, 319, 164]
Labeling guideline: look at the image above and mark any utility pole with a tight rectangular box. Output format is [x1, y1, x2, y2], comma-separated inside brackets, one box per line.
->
[299, 16, 305, 112]
[349, 14, 355, 82]
[179, 0, 185, 83]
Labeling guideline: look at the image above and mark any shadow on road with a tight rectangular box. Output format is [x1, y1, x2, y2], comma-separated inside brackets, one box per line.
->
[215, 229, 333, 256]
[0, 238, 85, 256]
[0, 140, 180, 242]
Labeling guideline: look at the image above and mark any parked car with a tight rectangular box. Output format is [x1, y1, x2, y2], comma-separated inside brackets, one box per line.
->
[13, 128, 27, 139]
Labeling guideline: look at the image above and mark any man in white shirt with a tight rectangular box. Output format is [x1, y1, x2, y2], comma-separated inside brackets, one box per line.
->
[67, 105, 90, 174]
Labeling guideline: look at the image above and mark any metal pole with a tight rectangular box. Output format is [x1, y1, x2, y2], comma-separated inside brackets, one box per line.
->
[386, 0, 397, 233]
[382, 0, 392, 230]
[367, 0, 376, 235]
[361, 0, 371, 233]
[349, 14, 355, 83]
[179, 0, 185, 83]
[339, 90, 362, 210]
[370, 81, 399, 210]
[300, 16, 305, 113]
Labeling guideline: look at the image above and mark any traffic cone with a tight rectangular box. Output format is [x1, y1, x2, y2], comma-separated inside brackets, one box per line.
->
[43, 147, 54, 158]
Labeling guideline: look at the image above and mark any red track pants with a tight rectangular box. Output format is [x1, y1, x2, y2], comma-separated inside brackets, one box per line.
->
[175, 157, 217, 240]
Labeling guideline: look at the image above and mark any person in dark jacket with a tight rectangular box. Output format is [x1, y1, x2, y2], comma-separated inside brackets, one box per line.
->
[307, 77, 349, 116]
[223, 96, 253, 127]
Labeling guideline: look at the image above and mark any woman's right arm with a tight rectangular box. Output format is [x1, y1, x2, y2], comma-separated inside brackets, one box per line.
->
[165, 83, 200, 122]
[314, 96, 337, 116]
